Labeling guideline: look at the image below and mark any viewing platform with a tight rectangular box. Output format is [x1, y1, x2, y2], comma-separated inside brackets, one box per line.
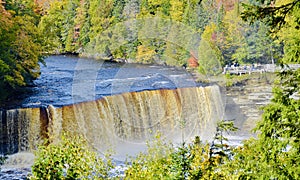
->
[224, 64, 300, 75]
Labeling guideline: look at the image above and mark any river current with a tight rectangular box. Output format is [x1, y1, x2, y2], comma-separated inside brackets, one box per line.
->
[4, 55, 199, 109]
[0, 55, 259, 179]
[0, 55, 205, 179]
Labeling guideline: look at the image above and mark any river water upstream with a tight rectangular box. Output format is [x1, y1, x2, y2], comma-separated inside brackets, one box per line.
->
[1, 55, 204, 179]
[4, 55, 199, 109]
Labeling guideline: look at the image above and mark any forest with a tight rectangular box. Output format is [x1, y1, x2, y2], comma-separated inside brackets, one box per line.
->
[1, 0, 285, 94]
[37, 0, 283, 75]
[0, 0, 300, 179]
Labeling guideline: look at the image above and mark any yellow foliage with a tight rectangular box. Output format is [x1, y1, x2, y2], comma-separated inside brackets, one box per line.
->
[136, 45, 156, 63]
[223, 9, 245, 47]
[202, 23, 217, 42]
[170, 0, 184, 21]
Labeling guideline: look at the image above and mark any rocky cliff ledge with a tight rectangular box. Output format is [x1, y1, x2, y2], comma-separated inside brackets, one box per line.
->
[222, 74, 274, 143]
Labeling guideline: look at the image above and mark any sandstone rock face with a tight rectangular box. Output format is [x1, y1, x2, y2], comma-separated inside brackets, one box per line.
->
[223, 78, 273, 143]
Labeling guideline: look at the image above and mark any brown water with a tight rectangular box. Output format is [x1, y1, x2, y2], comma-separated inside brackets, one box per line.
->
[0, 56, 225, 178]
[1, 86, 223, 156]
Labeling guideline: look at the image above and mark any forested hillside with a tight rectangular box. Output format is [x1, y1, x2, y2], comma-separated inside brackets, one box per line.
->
[39, 0, 281, 68]
[0, 0, 284, 95]
[0, 0, 299, 178]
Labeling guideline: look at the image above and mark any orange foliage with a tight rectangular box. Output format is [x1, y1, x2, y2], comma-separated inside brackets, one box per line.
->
[34, 0, 52, 15]
[0, 0, 12, 30]
[188, 51, 199, 68]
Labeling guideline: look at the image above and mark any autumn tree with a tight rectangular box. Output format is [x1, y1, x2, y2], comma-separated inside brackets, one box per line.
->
[198, 23, 223, 75]
[0, 0, 44, 100]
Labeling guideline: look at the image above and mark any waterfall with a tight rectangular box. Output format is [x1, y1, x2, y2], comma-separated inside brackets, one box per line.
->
[0, 86, 224, 155]
[0, 107, 46, 154]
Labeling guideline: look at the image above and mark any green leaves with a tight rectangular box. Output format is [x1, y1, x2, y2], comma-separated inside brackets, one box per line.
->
[0, 0, 43, 100]
[125, 121, 237, 179]
[30, 132, 114, 180]
[38, 0, 81, 54]
[0, 154, 7, 170]
[241, 1, 300, 31]
[225, 1, 300, 179]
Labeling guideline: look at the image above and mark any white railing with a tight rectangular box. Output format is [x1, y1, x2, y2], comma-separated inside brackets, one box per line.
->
[223, 64, 300, 75]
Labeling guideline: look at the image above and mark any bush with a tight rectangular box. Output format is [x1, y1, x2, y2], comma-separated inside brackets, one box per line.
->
[125, 121, 237, 179]
[30, 132, 114, 180]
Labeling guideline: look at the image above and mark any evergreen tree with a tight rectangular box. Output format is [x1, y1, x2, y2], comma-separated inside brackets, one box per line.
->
[73, 0, 91, 53]
[221, 1, 300, 178]
[232, 20, 282, 64]
[183, 0, 209, 34]
[39, 0, 80, 53]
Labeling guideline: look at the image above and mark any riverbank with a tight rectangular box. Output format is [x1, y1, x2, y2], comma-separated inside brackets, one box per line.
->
[216, 72, 275, 143]
[189, 69, 276, 144]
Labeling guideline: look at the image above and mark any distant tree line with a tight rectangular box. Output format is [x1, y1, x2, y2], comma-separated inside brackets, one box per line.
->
[0, 0, 285, 96]
[39, 0, 282, 67]
[0, 0, 299, 179]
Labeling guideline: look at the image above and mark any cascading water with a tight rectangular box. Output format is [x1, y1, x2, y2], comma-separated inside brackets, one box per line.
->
[0, 56, 225, 179]
[0, 86, 224, 155]
[0, 108, 45, 154]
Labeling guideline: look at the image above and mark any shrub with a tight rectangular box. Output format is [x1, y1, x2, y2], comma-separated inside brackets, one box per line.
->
[125, 121, 237, 179]
[30, 132, 114, 180]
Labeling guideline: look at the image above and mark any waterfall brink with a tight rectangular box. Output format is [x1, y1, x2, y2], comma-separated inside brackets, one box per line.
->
[0, 107, 46, 154]
[0, 86, 224, 154]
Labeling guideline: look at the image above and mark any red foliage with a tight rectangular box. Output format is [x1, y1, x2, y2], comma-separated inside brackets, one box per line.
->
[188, 51, 199, 68]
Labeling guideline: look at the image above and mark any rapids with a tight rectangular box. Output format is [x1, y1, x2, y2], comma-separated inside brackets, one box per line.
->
[2, 55, 199, 108]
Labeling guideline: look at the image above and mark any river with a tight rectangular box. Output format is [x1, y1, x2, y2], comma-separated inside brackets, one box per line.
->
[0, 55, 272, 179]
[1, 55, 199, 109]
[0, 55, 273, 179]
[1, 55, 223, 179]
